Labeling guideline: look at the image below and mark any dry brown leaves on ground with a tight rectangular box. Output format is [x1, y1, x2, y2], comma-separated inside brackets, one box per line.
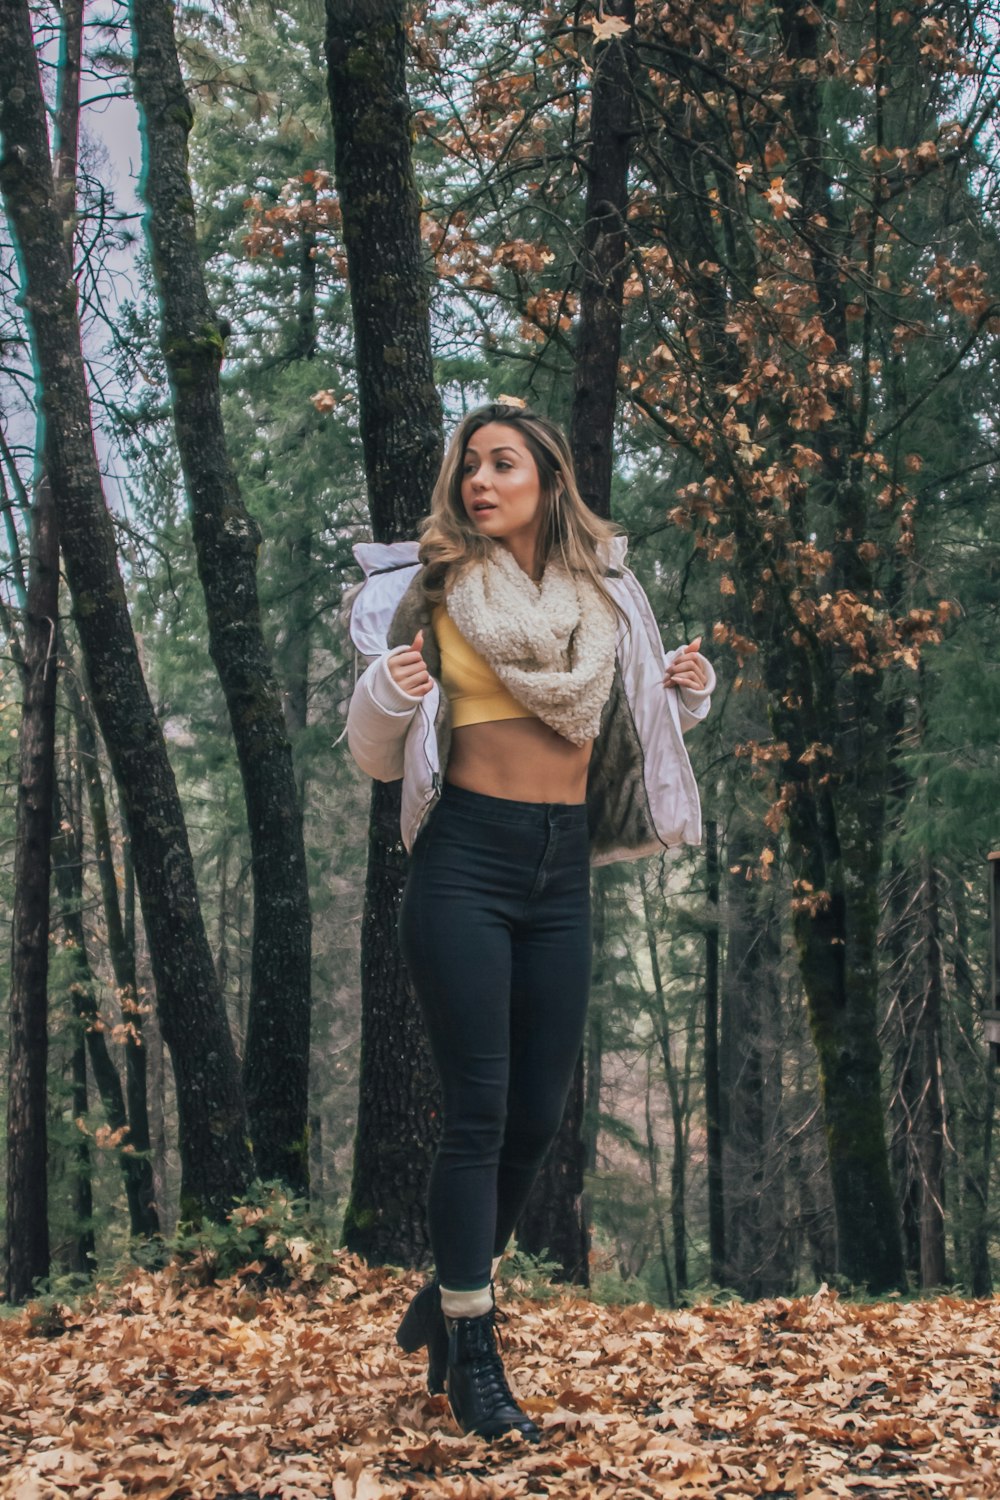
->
[1, 1256, 999, 1499]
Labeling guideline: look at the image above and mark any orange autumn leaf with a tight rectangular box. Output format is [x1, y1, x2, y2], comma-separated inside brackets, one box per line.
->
[1, 1261, 999, 1498]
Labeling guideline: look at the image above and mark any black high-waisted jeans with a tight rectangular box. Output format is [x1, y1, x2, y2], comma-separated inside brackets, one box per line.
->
[399, 782, 592, 1292]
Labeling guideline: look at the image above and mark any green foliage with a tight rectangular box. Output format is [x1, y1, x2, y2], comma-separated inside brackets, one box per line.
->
[170, 1181, 341, 1288]
[497, 1247, 564, 1300]
[0, 1273, 96, 1334]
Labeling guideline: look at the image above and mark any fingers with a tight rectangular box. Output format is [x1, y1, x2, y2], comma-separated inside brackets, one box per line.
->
[663, 640, 709, 692]
[389, 668, 433, 697]
[665, 665, 708, 691]
[391, 664, 433, 696]
[387, 631, 433, 696]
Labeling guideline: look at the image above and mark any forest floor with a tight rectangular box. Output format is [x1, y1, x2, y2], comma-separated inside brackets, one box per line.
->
[0, 1252, 999, 1500]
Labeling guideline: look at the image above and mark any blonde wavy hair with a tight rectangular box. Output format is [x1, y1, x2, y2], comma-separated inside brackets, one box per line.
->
[418, 403, 623, 613]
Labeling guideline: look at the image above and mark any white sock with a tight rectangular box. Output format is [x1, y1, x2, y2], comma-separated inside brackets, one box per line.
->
[491, 1255, 502, 1281]
[440, 1284, 493, 1320]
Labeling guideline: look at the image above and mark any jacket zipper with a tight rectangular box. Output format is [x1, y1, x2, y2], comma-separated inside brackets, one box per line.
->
[419, 694, 442, 801]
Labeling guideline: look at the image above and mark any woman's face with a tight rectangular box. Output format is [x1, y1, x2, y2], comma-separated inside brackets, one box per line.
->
[460, 422, 544, 562]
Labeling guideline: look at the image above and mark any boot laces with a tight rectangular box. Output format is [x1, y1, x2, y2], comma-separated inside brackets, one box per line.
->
[474, 1347, 518, 1407]
[474, 1312, 520, 1409]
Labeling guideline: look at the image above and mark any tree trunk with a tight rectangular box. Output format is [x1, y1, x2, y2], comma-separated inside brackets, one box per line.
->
[309, 1110, 324, 1209]
[279, 528, 313, 809]
[720, 826, 788, 1297]
[953, 880, 993, 1296]
[5, 477, 58, 1302]
[773, 0, 903, 1296]
[643, 1051, 676, 1305]
[326, 0, 444, 1265]
[518, 877, 607, 1288]
[569, 0, 636, 515]
[146, 984, 173, 1237]
[69, 686, 157, 1237]
[792, 856, 901, 1289]
[637, 0, 905, 1293]
[639, 866, 692, 1294]
[52, 773, 155, 1241]
[704, 819, 725, 1283]
[62, 738, 96, 1276]
[521, 0, 638, 1284]
[0, 0, 253, 1221]
[916, 857, 947, 1286]
[129, 0, 313, 1194]
[517, 1055, 589, 1283]
[341, 784, 442, 1260]
[69, 1022, 96, 1276]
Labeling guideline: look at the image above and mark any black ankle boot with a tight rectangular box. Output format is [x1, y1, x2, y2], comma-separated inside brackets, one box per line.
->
[444, 1309, 540, 1442]
[395, 1279, 448, 1394]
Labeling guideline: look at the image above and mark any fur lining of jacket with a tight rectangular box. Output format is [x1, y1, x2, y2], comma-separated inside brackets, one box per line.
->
[345, 541, 715, 866]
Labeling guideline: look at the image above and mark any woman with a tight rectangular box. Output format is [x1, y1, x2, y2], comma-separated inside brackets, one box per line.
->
[346, 402, 714, 1443]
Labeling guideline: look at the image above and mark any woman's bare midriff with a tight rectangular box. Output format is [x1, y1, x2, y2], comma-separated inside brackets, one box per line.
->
[445, 718, 592, 803]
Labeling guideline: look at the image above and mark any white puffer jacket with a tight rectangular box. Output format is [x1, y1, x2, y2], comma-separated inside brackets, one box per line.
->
[346, 538, 715, 866]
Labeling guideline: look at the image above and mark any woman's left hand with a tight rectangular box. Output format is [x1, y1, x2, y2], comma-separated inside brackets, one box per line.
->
[663, 637, 709, 693]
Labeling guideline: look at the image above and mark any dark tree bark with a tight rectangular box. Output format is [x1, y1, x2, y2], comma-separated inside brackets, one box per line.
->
[916, 857, 947, 1286]
[326, 0, 444, 1264]
[750, 0, 902, 1295]
[67, 677, 157, 1237]
[720, 827, 789, 1297]
[59, 743, 96, 1277]
[639, 866, 695, 1294]
[5, 479, 58, 1302]
[297, 190, 319, 363]
[52, 771, 156, 1242]
[517, 1057, 589, 1283]
[638, 5, 904, 1289]
[69, 1023, 96, 1277]
[280, 534, 313, 742]
[953, 880, 993, 1297]
[569, 0, 636, 514]
[887, 847, 948, 1288]
[0, 0, 253, 1221]
[279, 198, 318, 809]
[519, 0, 638, 1285]
[580, 869, 612, 1250]
[704, 819, 725, 1284]
[52, 0, 82, 235]
[279, 528, 314, 811]
[129, 0, 313, 1194]
[643, 1050, 676, 1305]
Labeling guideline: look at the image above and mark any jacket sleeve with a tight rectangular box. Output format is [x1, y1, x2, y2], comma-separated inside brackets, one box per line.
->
[346, 648, 424, 782]
[664, 648, 717, 734]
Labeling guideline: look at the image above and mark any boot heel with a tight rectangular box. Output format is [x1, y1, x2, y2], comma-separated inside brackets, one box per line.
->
[427, 1314, 448, 1394]
[396, 1279, 440, 1354]
[397, 1278, 448, 1392]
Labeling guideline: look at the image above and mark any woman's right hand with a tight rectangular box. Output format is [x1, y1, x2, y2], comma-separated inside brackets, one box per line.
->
[387, 629, 433, 697]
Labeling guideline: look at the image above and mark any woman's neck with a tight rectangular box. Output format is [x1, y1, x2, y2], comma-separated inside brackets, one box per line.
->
[499, 537, 543, 582]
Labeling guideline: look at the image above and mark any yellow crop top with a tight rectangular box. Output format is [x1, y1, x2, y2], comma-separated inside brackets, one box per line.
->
[432, 605, 538, 729]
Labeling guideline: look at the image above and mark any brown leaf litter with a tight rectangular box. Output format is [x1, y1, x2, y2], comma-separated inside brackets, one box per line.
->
[1, 1255, 999, 1499]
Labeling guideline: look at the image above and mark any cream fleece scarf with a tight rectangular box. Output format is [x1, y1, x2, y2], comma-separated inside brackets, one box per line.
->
[446, 546, 618, 745]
